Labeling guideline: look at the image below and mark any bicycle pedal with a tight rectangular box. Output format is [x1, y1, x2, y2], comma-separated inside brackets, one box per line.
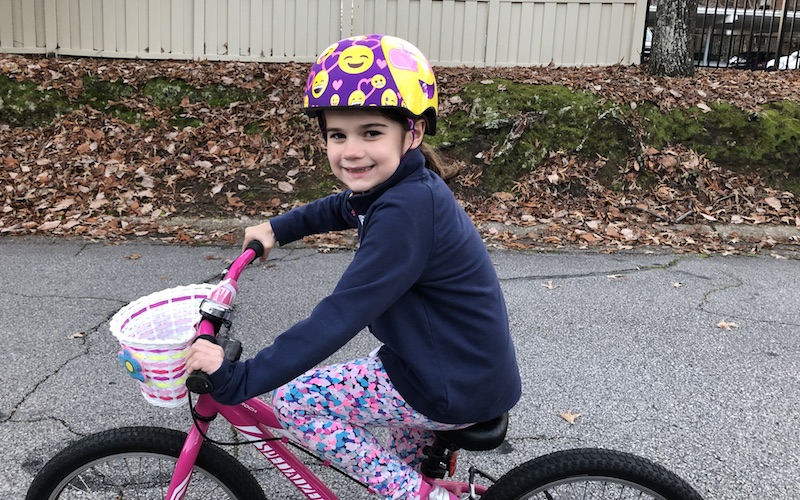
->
[448, 450, 459, 477]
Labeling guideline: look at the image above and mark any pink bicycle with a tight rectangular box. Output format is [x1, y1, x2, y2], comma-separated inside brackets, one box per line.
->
[26, 243, 705, 500]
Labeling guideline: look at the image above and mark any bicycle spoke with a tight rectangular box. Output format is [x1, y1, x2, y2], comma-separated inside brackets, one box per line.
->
[523, 478, 673, 499]
[44, 455, 229, 499]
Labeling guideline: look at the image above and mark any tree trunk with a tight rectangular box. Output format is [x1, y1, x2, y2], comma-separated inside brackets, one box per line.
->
[648, 0, 698, 77]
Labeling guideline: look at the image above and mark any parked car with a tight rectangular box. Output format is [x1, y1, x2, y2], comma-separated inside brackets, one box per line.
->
[642, 28, 652, 61]
[766, 50, 800, 70]
[727, 51, 770, 69]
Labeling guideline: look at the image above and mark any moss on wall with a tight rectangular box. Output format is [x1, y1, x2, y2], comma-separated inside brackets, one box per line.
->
[1, 73, 798, 195]
[637, 100, 800, 192]
[0, 75, 75, 127]
[431, 79, 638, 192]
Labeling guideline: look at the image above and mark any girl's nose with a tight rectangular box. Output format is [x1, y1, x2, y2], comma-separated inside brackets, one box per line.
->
[342, 140, 365, 159]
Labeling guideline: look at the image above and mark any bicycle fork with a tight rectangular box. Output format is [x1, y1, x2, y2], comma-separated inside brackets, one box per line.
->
[166, 420, 210, 500]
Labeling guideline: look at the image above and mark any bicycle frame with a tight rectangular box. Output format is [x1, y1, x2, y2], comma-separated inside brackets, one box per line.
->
[170, 394, 339, 499]
[166, 246, 484, 500]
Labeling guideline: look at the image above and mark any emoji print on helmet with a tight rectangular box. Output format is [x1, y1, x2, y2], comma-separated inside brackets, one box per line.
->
[381, 89, 398, 106]
[338, 45, 376, 75]
[311, 70, 329, 98]
[303, 34, 439, 135]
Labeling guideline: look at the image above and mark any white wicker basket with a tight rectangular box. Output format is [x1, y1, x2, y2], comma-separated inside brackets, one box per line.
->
[110, 284, 215, 407]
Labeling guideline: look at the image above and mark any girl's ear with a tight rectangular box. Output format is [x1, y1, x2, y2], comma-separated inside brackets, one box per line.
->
[410, 119, 426, 149]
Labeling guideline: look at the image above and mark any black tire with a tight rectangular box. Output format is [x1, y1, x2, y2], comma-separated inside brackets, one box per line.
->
[481, 447, 704, 500]
[25, 426, 267, 500]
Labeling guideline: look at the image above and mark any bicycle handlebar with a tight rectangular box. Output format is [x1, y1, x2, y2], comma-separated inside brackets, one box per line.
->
[244, 240, 265, 261]
[185, 240, 264, 395]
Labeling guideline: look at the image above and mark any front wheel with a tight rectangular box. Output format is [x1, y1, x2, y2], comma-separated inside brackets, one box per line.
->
[25, 426, 267, 500]
[480, 447, 704, 500]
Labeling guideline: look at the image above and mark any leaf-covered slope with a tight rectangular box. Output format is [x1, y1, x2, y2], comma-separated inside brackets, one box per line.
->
[1, 55, 798, 253]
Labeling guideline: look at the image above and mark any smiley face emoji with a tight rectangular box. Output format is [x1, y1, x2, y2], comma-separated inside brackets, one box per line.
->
[311, 70, 329, 98]
[348, 90, 367, 106]
[371, 74, 387, 89]
[338, 45, 375, 74]
[330, 94, 340, 106]
[381, 89, 398, 106]
[316, 42, 338, 65]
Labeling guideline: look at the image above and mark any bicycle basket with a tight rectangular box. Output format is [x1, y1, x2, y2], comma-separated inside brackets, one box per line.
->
[109, 283, 215, 408]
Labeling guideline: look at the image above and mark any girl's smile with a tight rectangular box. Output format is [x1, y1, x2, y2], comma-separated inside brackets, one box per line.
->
[324, 109, 424, 193]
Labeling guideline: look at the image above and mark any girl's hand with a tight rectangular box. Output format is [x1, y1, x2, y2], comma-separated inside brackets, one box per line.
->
[242, 221, 277, 262]
[186, 339, 225, 375]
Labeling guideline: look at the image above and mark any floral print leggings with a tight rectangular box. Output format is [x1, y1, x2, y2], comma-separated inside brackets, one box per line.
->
[272, 356, 467, 500]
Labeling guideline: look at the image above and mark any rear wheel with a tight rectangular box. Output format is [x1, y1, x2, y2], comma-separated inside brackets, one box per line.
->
[25, 426, 267, 500]
[481, 447, 704, 500]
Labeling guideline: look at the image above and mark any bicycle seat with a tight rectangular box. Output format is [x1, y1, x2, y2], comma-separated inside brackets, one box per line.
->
[435, 412, 508, 451]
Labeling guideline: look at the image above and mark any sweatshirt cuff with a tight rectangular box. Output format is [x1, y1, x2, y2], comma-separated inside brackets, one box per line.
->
[208, 358, 238, 405]
[268, 212, 298, 246]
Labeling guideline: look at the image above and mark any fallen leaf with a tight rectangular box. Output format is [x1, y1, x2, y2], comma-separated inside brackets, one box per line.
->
[764, 197, 782, 210]
[671, 282, 684, 288]
[278, 181, 294, 193]
[541, 280, 561, 289]
[700, 213, 718, 221]
[716, 320, 738, 330]
[580, 232, 602, 243]
[125, 253, 141, 260]
[52, 198, 75, 211]
[68, 331, 86, 339]
[559, 410, 582, 424]
[38, 221, 61, 230]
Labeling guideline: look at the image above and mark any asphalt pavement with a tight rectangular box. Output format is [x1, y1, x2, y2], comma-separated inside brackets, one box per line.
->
[2, 236, 798, 499]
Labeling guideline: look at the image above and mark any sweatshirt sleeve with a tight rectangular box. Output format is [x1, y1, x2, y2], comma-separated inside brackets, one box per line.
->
[208, 192, 434, 405]
[269, 191, 357, 245]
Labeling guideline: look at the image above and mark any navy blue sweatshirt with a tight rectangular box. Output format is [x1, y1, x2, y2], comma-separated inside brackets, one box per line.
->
[209, 148, 521, 423]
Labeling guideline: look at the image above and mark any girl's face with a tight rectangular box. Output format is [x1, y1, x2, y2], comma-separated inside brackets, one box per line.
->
[324, 109, 424, 193]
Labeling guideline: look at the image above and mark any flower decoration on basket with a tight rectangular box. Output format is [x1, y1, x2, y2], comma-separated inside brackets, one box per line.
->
[118, 350, 146, 383]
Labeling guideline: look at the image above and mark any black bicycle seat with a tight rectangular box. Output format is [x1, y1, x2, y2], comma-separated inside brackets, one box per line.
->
[435, 412, 508, 451]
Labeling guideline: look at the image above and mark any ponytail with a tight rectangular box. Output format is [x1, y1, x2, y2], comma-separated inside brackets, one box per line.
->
[419, 143, 456, 180]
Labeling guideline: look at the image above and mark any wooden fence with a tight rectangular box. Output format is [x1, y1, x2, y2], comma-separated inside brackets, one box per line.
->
[0, 0, 648, 66]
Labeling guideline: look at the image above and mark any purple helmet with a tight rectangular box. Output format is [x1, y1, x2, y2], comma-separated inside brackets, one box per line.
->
[303, 34, 438, 135]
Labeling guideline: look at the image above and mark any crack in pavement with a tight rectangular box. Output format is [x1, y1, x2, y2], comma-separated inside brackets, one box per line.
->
[697, 272, 800, 327]
[3, 348, 88, 424]
[499, 257, 686, 282]
[3, 309, 114, 425]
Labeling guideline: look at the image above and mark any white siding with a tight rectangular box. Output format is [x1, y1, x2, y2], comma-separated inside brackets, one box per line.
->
[0, 0, 648, 66]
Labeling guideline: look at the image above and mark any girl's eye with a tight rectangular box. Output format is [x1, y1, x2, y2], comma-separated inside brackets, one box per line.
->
[364, 130, 382, 138]
[328, 132, 345, 140]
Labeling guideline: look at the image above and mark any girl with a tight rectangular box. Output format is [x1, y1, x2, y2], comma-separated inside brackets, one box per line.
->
[187, 34, 522, 500]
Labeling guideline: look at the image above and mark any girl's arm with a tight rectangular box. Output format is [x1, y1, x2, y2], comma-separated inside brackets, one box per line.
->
[267, 191, 357, 246]
[207, 197, 433, 406]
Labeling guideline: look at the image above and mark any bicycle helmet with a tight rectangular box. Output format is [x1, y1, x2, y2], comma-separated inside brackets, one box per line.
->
[303, 34, 438, 135]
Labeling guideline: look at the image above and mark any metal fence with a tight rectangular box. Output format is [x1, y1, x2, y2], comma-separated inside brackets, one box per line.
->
[0, 0, 648, 67]
[644, 0, 800, 69]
